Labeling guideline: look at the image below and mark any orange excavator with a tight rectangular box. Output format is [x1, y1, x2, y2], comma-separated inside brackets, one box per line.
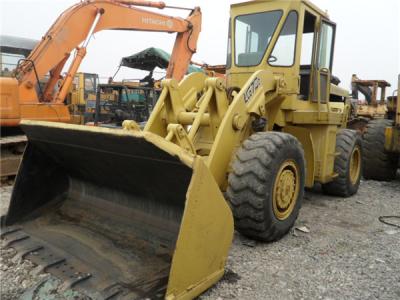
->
[0, 0, 201, 178]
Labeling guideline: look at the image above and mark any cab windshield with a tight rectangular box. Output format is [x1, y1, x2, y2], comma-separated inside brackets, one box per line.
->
[235, 10, 282, 67]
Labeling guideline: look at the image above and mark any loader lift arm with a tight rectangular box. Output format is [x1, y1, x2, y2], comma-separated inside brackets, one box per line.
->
[15, 0, 201, 106]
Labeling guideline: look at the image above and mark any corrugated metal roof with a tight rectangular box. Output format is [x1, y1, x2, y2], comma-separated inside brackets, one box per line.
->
[0, 35, 38, 55]
[121, 47, 203, 74]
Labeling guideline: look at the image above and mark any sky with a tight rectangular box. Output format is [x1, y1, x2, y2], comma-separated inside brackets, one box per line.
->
[0, 0, 399, 94]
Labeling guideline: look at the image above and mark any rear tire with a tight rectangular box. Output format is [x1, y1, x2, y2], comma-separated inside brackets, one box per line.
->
[322, 129, 362, 197]
[362, 119, 398, 181]
[226, 132, 305, 242]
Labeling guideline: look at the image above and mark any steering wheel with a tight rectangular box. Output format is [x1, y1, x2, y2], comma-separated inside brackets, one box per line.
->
[268, 55, 278, 63]
[102, 101, 112, 112]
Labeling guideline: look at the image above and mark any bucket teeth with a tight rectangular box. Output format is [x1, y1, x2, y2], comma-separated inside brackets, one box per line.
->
[11, 245, 44, 263]
[2, 230, 29, 247]
[60, 272, 92, 291]
[0, 227, 22, 238]
[20, 245, 44, 259]
[101, 284, 126, 300]
[0, 224, 170, 299]
[40, 257, 66, 273]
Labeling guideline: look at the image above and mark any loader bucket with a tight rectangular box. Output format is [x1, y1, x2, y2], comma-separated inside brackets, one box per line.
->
[1, 121, 233, 300]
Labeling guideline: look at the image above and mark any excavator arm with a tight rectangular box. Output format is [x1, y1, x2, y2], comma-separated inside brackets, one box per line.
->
[4, 0, 201, 124]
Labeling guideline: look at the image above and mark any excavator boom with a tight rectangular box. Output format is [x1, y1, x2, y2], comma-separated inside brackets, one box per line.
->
[0, 0, 201, 126]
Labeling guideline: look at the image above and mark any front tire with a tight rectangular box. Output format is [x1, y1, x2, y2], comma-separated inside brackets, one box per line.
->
[322, 129, 362, 197]
[226, 132, 305, 242]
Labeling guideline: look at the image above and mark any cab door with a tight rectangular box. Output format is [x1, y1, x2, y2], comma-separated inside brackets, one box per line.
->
[312, 20, 336, 103]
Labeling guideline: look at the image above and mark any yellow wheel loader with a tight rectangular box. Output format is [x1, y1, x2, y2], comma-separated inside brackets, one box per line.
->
[1, 0, 362, 299]
[363, 74, 400, 180]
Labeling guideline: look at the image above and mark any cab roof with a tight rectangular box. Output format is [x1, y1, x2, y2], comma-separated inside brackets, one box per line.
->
[231, 0, 329, 19]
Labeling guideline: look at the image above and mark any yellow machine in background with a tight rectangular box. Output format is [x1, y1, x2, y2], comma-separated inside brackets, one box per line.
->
[88, 81, 160, 126]
[68, 76, 161, 125]
[2, 1, 362, 299]
[67, 72, 98, 124]
[348, 74, 391, 132]
[363, 75, 400, 180]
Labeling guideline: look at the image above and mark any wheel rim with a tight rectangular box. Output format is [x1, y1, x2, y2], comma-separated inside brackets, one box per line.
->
[272, 160, 300, 221]
[349, 146, 361, 185]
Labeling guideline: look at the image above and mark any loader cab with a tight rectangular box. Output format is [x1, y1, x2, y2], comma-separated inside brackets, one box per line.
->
[68, 72, 98, 107]
[226, 0, 336, 104]
[67, 72, 98, 124]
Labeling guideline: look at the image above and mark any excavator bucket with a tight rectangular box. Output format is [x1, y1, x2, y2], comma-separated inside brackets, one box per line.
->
[1, 121, 233, 300]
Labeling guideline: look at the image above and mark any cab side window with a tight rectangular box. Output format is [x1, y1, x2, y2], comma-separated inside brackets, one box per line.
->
[318, 22, 335, 70]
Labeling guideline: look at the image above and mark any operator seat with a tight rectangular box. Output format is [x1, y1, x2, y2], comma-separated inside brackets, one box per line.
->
[299, 65, 311, 100]
[299, 65, 341, 100]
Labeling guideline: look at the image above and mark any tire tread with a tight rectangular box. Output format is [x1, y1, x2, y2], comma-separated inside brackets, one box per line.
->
[322, 129, 362, 197]
[362, 119, 398, 181]
[227, 132, 305, 242]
